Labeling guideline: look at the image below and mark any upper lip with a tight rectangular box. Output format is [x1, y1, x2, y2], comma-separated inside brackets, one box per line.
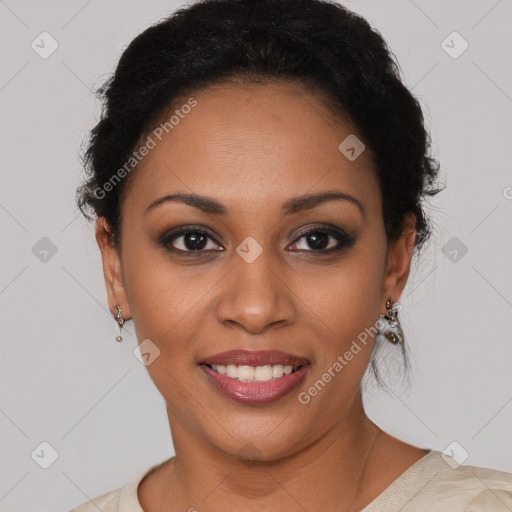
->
[200, 349, 309, 367]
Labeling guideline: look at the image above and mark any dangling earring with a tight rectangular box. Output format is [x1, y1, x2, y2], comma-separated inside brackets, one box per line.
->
[114, 304, 124, 342]
[379, 298, 403, 344]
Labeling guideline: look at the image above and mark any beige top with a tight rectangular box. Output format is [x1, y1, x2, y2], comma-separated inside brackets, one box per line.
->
[69, 450, 512, 511]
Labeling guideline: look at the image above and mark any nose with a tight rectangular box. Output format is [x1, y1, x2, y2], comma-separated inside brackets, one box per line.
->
[214, 249, 297, 335]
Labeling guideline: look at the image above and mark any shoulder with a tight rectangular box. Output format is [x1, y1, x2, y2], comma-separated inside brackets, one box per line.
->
[68, 458, 172, 512]
[433, 455, 512, 510]
[364, 450, 512, 512]
[68, 486, 123, 512]
[406, 451, 512, 511]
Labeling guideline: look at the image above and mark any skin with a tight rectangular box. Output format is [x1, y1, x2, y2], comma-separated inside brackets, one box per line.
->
[96, 81, 427, 511]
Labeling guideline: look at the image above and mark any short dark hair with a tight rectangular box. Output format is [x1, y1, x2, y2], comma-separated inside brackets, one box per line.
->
[76, 0, 443, 387]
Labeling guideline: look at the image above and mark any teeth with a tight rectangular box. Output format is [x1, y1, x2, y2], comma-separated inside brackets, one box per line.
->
[226, 364, 238, 378]
[272, 364, 284, 379]
[238, 365, 255, 381]
[255, 365, 273, 381]
[209, 364, 300, 381]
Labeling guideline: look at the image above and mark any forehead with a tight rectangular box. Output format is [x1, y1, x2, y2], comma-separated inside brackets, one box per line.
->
[122, 81, 379, 215]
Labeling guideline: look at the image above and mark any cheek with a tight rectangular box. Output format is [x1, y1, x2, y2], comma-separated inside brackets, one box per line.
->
[121, 243, 222, 352]
[295, 256, 383, 338]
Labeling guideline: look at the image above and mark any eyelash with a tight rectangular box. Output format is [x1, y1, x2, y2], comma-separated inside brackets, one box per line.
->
[158, 224, 356, 256]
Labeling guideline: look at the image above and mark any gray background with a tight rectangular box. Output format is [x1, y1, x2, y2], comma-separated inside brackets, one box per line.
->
[0, 0, 511, 510]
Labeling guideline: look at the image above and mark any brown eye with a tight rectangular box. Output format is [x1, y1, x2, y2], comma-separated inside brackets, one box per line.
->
[160, 228, 223, 253]
[303, 232, 331, 250]
[289, 226, 357, 253]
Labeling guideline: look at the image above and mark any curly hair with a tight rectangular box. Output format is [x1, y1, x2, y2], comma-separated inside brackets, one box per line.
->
[76, 0, 443, 386]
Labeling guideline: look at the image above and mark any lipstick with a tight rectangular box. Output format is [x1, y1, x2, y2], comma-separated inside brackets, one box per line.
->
[199, 350, 309, 404]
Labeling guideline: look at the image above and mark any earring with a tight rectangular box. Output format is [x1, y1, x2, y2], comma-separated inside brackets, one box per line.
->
[114, 304, 124, 342]
[379, 298, 403, 344]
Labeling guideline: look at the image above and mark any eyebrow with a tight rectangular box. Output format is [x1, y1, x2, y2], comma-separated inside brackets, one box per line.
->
[144, 190, 365, 219]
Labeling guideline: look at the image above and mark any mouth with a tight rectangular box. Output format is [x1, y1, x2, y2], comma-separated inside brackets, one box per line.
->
[199, 350, 310, 404]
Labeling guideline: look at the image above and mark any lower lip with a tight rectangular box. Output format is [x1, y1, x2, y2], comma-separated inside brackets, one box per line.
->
[200, 364, 309, 404]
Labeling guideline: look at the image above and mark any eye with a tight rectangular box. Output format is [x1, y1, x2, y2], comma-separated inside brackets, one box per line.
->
[288, 226, 356, 253]
[159, 228, 223, 253]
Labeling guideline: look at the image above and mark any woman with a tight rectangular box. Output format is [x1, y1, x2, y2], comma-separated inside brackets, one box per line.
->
[70, 0, 512, 510]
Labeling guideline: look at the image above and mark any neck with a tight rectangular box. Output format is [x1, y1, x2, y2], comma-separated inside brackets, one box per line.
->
[159, 394, 381, 512]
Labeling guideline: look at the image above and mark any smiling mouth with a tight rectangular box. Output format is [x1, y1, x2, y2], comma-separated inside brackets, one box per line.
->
[202, 363, 304, 382]
[198, 349, 310, 404]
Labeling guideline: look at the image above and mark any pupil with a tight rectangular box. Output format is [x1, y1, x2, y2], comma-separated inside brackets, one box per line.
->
[308, 232, 328, 250]
[185, 233, 207, 250]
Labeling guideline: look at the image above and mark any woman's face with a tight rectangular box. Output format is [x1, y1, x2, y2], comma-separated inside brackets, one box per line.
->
[97, 81, 415, 461]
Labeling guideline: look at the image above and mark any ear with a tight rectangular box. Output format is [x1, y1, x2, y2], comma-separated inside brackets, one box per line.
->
[95, 217, 132, 320]
[379, 213, 417, 314]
